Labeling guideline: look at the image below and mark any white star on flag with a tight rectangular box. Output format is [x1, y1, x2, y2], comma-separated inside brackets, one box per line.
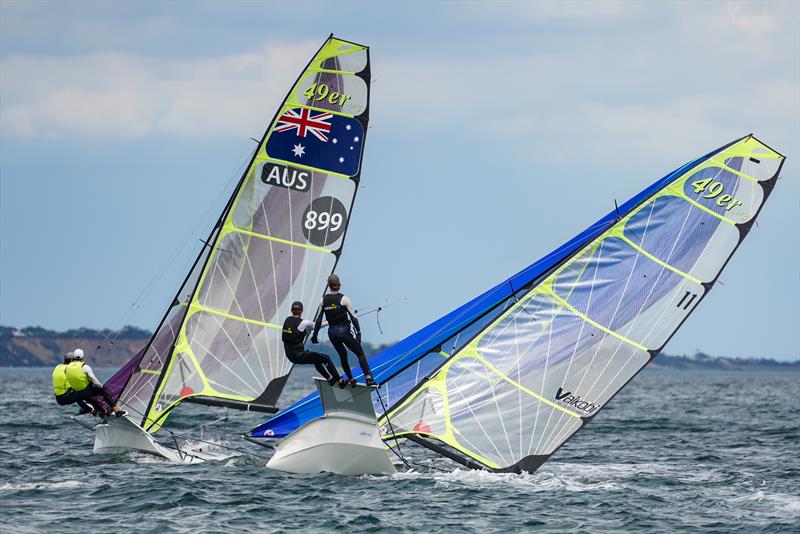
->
[354, 136, 359, 142]
[292, 143, 305, 157]
[332, 138, 338, 144]
[339, 157, 344, 163]
[345, 124, 351, 131]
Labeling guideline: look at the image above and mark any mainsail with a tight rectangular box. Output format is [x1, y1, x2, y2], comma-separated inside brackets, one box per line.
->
[250, 135, 783, 473]
[109, 35, 372, 433]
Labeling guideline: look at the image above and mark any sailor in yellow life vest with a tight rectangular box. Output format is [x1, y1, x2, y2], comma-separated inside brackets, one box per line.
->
[52, 351, 94, 415]
[66, 349, 126, 418]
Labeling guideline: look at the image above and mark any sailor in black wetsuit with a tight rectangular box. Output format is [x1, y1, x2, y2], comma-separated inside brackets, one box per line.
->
[311, 274, 376, 387]
[283, 301, 343, 386]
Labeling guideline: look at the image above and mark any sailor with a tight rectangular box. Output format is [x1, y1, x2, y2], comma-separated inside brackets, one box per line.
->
[283, 301, 343, 386]
[52, 352, 94, 415]
[66, 349, 126, 417]
[312, 274, 376, 387]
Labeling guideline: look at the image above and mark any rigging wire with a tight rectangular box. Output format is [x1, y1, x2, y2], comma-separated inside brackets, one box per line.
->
[374, 388, 412, 470]
[96, 118, 270, 355]
[373, 387, 449, 473]
[355, 296, 407, 337]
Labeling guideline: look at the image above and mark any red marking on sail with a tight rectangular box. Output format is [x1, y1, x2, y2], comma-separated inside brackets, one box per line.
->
[413, 422, 431, 433]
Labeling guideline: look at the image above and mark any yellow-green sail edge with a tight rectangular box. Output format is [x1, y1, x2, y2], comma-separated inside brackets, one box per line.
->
[131, 35, 371, 433]
[380, 135, 784, 473]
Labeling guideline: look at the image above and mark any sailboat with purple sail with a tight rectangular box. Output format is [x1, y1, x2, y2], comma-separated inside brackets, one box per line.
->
[75, 34, 373, 462]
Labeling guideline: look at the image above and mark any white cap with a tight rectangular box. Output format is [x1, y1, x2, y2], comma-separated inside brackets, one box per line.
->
[73, 348, 85, 360]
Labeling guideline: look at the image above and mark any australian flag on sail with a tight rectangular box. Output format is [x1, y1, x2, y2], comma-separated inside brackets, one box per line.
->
[266, 107, 364, 176]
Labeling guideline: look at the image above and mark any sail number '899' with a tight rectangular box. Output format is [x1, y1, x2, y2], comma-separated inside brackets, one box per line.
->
[302, 196, 348, 247]
[305, 210, 342, 232]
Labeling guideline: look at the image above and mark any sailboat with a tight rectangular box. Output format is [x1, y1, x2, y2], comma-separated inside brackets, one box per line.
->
[249, 135, 784, 474]
[80, 34, 373, 462]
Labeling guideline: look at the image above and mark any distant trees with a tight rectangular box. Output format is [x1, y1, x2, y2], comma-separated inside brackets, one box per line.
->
[4, 325, 153, 340]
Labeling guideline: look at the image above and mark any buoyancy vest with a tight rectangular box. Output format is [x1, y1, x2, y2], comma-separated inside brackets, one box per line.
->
[52, 364, 70, 395]
[322, 293, 350, 326]
[282, 316, 306, 358]
[65, 361, 90, 391]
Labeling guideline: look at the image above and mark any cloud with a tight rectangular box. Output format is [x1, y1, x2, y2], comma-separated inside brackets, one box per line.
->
[368, 1, 799, 169]
[1, 0, 797, 166]
[1, 41, 317, 139]
[475, 0, 627, 21]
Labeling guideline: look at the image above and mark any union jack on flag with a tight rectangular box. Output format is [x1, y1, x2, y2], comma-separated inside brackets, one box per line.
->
[274, 108, 332, 142]
[266, 107, 364, 176]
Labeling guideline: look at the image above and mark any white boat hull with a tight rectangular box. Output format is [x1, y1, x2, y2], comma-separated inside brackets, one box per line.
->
[93, 415, 219, 463]
[266, 379, 396, 475]
[267, 414, 395, 475]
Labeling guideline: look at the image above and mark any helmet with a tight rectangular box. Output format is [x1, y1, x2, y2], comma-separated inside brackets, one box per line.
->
[64, 351, 74, 363]
[291, 301, 304, 312]
[327, 274, 341, 290]
[73, 348, 85, 360]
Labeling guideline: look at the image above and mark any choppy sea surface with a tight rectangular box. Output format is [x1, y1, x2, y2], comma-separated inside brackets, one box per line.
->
[1, 366, 798, 533]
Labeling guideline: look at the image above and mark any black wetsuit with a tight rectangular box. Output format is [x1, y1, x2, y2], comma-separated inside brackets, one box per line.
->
[55, 391, 92, 411]
[282, 316, 340, 380]
[313, 293, 371, 380]
[74, 384, 115, 412]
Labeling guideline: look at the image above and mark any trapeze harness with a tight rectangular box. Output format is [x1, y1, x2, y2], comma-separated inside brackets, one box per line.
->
[282, 316, 340, 381]
[318, 293, 372, 380]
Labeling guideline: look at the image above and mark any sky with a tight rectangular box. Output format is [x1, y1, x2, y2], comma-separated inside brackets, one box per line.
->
[1, 0, 798, 360]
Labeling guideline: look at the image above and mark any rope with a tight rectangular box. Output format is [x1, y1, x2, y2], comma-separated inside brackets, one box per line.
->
[162, 429, 272, 462]
[374, 387, 452, 474]
[94, 138, 258, 357]
[374, 388, 412, 471]
[375, 307, 384, 335]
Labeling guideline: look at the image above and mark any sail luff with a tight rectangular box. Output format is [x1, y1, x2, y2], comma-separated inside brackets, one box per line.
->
[114, 236, 216, 425]
[135, 178, 250, 426]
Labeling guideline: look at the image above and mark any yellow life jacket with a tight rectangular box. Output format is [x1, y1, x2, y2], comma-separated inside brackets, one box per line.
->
[65, 361, 90, 391]
[52, 364, 70, 395]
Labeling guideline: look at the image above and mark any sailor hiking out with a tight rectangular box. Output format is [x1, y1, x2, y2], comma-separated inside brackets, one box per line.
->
[312, 274, 376, 387]
[65, 349, 126, 418]
[52, 351, 94, 415]
[282, 301, 343, 386]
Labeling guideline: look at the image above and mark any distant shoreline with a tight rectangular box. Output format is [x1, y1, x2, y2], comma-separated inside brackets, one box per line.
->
[3, 366, 798, 373]
[1, 325, 797, 369]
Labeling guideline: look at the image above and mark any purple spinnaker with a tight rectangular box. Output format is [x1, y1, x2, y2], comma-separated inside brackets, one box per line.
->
[100, 348, 146, 407]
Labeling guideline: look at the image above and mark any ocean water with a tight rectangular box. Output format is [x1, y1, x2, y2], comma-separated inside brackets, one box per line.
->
[1, 366, 798, 533]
